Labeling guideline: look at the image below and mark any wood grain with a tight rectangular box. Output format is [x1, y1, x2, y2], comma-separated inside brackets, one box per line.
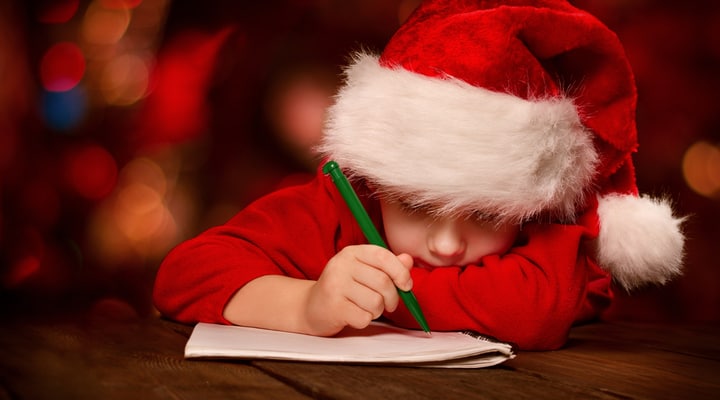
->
[1, 309, 718, 400]
[0, 313, 311, 400]
[504, 322, 720, 400]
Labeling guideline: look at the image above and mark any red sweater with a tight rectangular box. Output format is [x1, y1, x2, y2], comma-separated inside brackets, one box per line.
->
[153, 167, 612, 350]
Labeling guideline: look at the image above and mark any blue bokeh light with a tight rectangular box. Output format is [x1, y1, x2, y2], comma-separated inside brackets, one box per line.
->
[41, 86, 87, 131]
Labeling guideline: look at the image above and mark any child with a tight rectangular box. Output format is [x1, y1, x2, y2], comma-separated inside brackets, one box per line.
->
[153, 0, 685, 350]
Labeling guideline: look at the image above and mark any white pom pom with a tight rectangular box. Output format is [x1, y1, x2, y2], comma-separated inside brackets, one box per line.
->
[596, 194, 686, 290]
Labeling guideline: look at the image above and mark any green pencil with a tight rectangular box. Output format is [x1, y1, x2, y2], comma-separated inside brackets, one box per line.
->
[322, 160, 431, 334]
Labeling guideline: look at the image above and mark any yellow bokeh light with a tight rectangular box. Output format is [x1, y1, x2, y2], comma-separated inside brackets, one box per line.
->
[682, 141, 720, 198]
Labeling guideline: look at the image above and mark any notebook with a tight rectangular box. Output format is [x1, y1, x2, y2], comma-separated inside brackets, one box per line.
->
[185, 321, 515, 368]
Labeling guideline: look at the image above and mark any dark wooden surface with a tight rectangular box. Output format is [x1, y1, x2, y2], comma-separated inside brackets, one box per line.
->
[1, 305, 718, 400]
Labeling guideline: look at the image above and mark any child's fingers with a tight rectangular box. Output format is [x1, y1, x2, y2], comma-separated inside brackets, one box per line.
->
[354, 246, 413, 292]
[314, 245, 413, 333]
[350, 265, 400, 312]
[343, 281, 388, 319]
[342, 304, 375, 330]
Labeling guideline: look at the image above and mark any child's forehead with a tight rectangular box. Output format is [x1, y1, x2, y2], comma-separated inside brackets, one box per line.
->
[375, 188, 500, 221]
[357, 172, 479, 216]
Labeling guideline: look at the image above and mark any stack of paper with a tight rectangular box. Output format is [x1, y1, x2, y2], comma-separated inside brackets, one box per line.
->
[185, 321, 515, 369]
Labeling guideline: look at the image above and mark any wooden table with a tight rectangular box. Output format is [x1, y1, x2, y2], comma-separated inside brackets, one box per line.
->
[1, 304, 718, 400]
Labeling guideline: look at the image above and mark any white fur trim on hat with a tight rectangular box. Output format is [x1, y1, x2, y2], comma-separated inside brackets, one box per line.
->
[596, 194, 685, 290]
[320, 53, 599, 222]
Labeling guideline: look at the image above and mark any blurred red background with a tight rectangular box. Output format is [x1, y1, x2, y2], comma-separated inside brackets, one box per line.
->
[1, 0, 718, 323]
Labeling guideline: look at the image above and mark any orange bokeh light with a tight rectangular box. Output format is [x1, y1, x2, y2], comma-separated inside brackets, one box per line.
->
[101, 53, 151, 105]
[101, 0, 144, 10]
[82, 1, 131, 45]
[682, 141, 720, 198]
[85, 154, 189, 267]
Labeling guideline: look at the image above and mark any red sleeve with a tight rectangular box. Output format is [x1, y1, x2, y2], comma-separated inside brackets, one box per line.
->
[152, 168, 365, 325]
[385, 208, 612, 351]
[154, 166, 611, 350]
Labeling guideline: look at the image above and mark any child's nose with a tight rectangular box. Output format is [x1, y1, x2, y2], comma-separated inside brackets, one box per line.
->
[427, 220, 466, 264]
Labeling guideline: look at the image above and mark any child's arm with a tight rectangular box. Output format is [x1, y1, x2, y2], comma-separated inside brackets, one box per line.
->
[384, 209, 610, 350]
[223, 246, 413, 336]
[153, 172, 352, 326]
[152, 169, 407, 333]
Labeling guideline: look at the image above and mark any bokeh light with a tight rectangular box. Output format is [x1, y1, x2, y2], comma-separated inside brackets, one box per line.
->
[121, 156, 169, 196]
[115, 182, 166, 240]
[101, 52, 151, 105]
[82, 1, 131, 45]
[62, 144, 118, 200]
[36, 0, 80, 24]
[134, 28, 233, 145]
[40, 42, 85, 92]
[3, 228, 44, 288]
[41, 86, 87, 130]
[86, 152, 193, 268]
[5, 255, 42, 288]
[101, 0, 144, 10]
[265, 71, 333, 167]
[3, 0, 719, 326]
[683, 141, 720, 198]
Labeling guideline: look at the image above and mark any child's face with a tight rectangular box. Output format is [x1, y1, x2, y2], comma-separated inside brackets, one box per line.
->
[380, 199, 519, 269]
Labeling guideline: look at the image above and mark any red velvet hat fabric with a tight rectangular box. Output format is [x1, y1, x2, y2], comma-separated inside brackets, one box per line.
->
[380, 0, 639, 199]
[320, 0, 685, 288]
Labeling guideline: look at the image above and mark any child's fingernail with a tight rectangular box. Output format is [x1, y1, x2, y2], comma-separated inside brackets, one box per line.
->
[402, 279, 413, 291]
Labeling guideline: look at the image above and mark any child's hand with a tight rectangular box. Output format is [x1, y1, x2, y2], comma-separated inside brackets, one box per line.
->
[303, 245, 414, 336]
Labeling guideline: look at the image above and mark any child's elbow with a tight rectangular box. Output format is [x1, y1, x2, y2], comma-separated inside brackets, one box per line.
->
[506, 321, 572, 351]
[152, 278, 179, 321]
[490, 305, 577, 350]
[151, 260, 191, 323]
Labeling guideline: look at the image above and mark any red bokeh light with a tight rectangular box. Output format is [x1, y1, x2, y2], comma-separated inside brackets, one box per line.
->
[134, 28, 234, 147]
[40, 42, 86, 92]
[5, 256, 42, 287]
[3, 228, 45, 288]
[63, 144, 118, 200]
[36, 0, 80, 24]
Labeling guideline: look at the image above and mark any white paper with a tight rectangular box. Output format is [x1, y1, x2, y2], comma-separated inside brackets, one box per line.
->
[185, 321, 514, 368]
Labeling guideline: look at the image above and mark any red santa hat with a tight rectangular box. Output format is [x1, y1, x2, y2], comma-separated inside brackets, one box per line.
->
[319, 0, 685, 289]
